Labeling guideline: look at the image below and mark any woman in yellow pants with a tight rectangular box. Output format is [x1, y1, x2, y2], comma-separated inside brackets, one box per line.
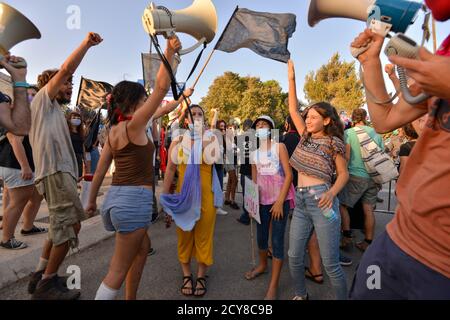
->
[161, 104, 222, 297]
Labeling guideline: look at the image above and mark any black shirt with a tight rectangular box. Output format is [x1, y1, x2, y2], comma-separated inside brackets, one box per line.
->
[0, 135, 35, 171]
[399, 141, 416, 157]
[70, 132, 84, 155]
[238, 134, 257, 176]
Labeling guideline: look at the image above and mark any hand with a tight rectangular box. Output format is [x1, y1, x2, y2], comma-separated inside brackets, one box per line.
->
[288, 59, 296, 81]
[183, 87, 194, 98]
[350, 29, 385, 65]
[167, 35, 182, 54]
[385, 64, 396, 78]
[389, 48, 450, 100]
[318, 191, 334, 210]
[164, 213, 173, 228]
[270, 201, 284, 221]
[210, 108, 218, 114]
[21, 166, 33, 180]
[0, 54, 27, 81]
[84, 32, 103, 48]
[85, 202, 97, 217]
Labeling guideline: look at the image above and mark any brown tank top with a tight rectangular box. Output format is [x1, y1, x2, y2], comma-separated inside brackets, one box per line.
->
[109, 123, 155, 187]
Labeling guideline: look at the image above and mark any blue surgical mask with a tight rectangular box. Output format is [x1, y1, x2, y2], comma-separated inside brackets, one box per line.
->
[71, 119, 82, 126]
[256, 128, 270, 139]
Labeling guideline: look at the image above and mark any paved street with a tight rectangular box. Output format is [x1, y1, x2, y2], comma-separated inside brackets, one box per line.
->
[0, 180, 396, 300]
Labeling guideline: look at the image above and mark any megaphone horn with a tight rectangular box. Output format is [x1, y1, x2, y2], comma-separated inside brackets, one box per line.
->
[0, 2, 41, 68]
[308, 0, 422, 34]
[142, 0, 218, 56]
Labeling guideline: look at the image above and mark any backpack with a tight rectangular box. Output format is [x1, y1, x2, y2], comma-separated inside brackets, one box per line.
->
[355, 127, 398, 185]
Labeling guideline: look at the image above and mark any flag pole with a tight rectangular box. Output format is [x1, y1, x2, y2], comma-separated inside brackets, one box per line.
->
[191, 6, 239, 89]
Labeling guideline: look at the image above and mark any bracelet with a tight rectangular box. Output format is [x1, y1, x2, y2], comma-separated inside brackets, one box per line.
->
[13, 82, 31, 89]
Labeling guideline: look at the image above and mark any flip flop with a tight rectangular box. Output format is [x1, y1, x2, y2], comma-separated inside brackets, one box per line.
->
[305, 267, 324, 284]
[245, 268, 267, 280]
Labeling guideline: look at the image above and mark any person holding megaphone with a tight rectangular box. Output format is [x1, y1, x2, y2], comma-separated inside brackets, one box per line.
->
[348, 0, 450, 299]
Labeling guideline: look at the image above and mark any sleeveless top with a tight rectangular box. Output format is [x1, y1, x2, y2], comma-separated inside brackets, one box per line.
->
[251, 143, 295, 206]
[109, 123, 154, 187]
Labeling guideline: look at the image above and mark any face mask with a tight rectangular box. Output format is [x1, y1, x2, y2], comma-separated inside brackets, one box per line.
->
[256, 128, 270, 139]
[71, 119, 81, 126]
[425, 0, 450, 21]
[28, 95, 34, 103]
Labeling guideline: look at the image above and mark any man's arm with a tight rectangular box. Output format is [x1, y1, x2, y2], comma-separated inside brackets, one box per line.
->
[47, 33, 103, 100]
[0, 55, 30, 135]
[351, 29, 428, 133]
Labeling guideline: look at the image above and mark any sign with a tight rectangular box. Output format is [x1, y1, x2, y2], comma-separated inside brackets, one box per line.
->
[244, 177, 260, 224]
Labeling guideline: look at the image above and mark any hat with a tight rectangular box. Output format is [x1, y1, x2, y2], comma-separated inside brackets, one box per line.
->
[252, 115, 275, 129]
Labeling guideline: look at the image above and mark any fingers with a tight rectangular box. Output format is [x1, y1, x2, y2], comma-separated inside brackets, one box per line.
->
[418, 47, 434, 61]
[389, 55, 423, 73]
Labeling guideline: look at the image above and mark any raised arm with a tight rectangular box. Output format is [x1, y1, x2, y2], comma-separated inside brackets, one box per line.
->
[47, 33, 103, 100]
[210, 109, 218, 129]
[129, 37, 181, 132]
[351, 29, 427, 133]
[0, 55, 30, 135]
[288, 60, 306, 135]
[153, 88, 193, 120]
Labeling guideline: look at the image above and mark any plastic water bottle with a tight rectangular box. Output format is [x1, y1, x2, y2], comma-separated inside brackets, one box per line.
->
[309, 189, 337, 222]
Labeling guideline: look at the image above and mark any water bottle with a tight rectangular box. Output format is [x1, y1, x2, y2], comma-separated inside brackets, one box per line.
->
[309, 189, 336, 222]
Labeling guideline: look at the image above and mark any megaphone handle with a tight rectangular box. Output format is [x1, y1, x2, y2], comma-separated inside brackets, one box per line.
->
[350, 20, 392, 59]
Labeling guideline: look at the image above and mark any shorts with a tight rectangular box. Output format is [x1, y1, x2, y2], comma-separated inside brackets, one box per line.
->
[101, 186, 154, 234]
[338, 175, 381, 208]
[35, 172, 85, 248]
[0, 166, 35, 189]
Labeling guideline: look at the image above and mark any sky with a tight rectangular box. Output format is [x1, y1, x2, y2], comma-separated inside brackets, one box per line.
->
[5, 0, 450, 108]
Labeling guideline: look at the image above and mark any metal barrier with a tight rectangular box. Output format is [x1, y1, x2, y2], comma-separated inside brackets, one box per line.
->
[374, 179, 397, 215]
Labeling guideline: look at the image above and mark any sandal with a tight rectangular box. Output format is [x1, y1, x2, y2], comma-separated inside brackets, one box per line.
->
[244, 268, 267, 280]
[305, 267, 324, 284]
[194, 277, 207, 297]
[181, 275, 194, 296]
[21, 225, 48, 236]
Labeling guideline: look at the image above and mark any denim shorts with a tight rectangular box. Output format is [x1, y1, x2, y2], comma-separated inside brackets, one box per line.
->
[101, 186, 154, 234]
[0, 166, 35, 189]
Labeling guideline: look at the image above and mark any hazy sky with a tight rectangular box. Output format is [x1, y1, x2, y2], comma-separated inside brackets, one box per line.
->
[6, 0, 450, 106]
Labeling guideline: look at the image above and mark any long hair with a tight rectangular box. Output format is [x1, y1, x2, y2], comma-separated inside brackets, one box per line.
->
[107, 81, 147, 126]
[67, 111, 85, 138]
[302, 102, 344, 140]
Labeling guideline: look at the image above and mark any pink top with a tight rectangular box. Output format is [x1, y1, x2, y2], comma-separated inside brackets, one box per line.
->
[251, 143, 295, 207]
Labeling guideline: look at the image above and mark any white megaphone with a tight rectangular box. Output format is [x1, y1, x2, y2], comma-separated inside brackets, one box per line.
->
[0, 2, 41, 68]
[142, 0, 218, 56]
[308, 0, 422, 35]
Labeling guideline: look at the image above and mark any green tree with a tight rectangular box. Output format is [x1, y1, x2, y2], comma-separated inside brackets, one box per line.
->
[303, 53, 364, 114]
[200, 73, 288, 128]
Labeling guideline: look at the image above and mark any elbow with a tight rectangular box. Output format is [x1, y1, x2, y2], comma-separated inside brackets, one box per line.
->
[59, 65, 75, 78]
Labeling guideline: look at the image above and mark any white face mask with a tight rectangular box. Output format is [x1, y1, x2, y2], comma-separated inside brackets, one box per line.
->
[71, 119, 81, 127]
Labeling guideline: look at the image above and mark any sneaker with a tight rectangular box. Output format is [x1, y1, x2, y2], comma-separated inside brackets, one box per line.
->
[216, 208, 229, 216]
[0, 238, 28, 250]
[21, 226, 48, 237]
[32, 276, 80, 300]
[376, 197, 384, 203]
[339, 254, 353, 266]
[28, 271, 69, 295]
[293, 294, 309, 300]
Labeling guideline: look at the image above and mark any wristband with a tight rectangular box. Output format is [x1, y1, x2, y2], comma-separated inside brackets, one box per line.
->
[13, 82, 31, 89]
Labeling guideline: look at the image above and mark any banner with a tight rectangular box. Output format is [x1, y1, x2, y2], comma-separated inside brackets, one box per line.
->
[76, 77, 113, 111]
[141, 53, 181, 93]
[244, 177, 260, 224]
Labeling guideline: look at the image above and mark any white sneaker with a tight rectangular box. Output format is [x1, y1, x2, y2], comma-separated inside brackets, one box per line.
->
[216, 208, 229, 216]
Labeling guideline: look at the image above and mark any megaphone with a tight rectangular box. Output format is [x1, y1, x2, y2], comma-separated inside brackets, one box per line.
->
[0, 2, 41, 68]
[308, 0, 422, 34]
[142, 0, 218, 56]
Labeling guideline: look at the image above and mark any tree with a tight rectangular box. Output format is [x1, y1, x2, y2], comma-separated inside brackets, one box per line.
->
[200, 72, 288, 128]
[303, 53, 364, 114]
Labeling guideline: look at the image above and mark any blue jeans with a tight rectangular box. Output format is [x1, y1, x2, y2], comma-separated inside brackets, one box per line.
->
[257, 201, 289, 260]
[288, 184, 348, 300]
[215, 164, 224, 191]
[239, 174, 251, 222]
[90, 147, 100, 174]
